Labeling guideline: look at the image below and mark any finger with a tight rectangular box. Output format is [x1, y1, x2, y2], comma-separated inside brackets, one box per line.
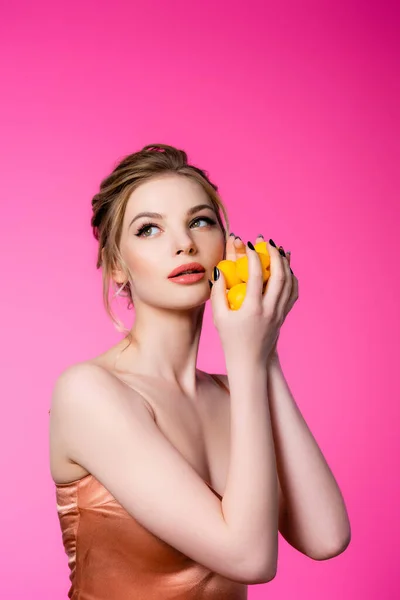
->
[262, 241, 286, 315]
[233, 235, 247, 257]
[277, 252, 293, 316]
[286, 270, 299, 313]
[242, 242, 263, 309]
[282, 280, 298, 319]
[209, 267, 229, 318]
[225, 233, 237, 262]
[255, 234, 264, 244]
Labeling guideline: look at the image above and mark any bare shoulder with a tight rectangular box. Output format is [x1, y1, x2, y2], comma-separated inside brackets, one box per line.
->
[50, 360, 151, 419]
[53, 361, 108, 390]
[51, 361, 118, 409]
[49, 360, 156, 478]
[49, 361, 154, 477]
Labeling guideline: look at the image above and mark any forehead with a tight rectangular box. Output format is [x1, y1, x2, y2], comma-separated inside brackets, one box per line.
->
[125, 174, 211, 215]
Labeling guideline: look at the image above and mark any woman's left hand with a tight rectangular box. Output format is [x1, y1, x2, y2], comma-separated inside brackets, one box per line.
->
[225, 233, 299, 359]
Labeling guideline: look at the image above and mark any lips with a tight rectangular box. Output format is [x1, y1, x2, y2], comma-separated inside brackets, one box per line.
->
[168, 262, 206, 278]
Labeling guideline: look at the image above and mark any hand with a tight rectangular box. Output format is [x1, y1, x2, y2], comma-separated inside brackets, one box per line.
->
[224, 234, 298, 360]
[268, 244, 298, 358]
[209, 239, 293, 364]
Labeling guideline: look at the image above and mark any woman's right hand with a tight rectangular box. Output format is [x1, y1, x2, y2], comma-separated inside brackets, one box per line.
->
[209, 241, 293, 364]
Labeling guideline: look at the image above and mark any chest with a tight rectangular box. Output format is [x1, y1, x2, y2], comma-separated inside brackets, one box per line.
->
[136, 378, 231, 497]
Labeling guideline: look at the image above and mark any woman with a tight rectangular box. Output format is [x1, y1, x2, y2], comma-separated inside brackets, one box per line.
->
[49, 144, 350, 599]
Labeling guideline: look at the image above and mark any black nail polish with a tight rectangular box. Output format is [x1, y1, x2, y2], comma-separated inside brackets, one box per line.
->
[213, 266, 220, 281]
[269, 239, 276, 247]
[279, 248, 286, 257]
[290, 268, 294, 274]
[247, 241, 255, 250]
[258, 234, 264, 239]
[208, 279, 213, 289]
[235, 235, 242, 241]
[229, 232, 235, 237]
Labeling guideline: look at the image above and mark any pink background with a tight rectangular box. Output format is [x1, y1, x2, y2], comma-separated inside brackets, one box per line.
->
[1, 1, 399, 598]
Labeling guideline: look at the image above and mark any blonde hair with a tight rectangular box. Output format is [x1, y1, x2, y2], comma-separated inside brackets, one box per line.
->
[90, 143, 230, 334]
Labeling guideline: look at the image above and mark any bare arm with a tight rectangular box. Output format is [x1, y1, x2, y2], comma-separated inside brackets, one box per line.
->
[221, 352, 279, 579]
[266, 356, 351, 559]
[51, 363, 276, 584]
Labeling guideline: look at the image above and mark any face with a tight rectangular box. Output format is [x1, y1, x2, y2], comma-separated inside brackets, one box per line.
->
[116, 174, 226, 310]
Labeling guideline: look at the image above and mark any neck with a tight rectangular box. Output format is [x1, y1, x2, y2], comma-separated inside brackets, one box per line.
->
[113, 301, 207, 396]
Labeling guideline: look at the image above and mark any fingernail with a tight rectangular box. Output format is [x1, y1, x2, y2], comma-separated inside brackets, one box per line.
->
[247, 241, 255, 250]
[269, 239, 276, 247]
[213, 266, 220, 281]
[208, 279, 213, 289]
[290, 268, 294, 274]
[279, 248, 286, 257]
[235, 235, 242, 241]
[258, 234, 264, 239]
[229, 232, 235, 237]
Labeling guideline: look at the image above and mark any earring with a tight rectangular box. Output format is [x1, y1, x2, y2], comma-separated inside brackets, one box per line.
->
[113, 281, 127, 298]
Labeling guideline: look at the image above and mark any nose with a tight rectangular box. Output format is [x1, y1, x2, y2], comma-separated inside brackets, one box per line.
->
[175, 233, 197, 256]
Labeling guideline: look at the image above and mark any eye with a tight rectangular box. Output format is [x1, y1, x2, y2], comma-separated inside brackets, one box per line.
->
[191, 216, 216, 229]
[135, 223, 159, 238]
[135, 217, 216, 237]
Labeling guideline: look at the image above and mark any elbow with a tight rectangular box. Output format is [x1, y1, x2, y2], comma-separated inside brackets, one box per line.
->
[307, 532, 351, 561]
[250, 567, 277, 585]
[245, 561, 277, 585]
[239, 550, 278, 585]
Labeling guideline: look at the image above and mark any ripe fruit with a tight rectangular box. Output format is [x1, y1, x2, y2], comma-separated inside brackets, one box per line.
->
[215, 259, 242, 288]
[235, 252, 271, 283]
[215, 239, 273, 310]
[227, 283, 247, 310]
[254, 241, 268, 254]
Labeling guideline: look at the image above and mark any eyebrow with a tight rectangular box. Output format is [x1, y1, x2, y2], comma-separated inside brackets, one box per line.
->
[128, 203, 216, 229]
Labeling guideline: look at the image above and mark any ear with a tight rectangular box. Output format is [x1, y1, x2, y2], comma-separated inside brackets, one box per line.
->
[102, 248, 126, 285]
[112, 265, 126, 285]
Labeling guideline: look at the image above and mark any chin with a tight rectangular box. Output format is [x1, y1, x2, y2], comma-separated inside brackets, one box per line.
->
[166, 289, 208, 309]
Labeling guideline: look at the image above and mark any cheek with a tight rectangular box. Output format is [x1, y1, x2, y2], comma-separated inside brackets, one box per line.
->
[218, 235, 226, 260]
[207, 234, 226, 264]
[118, 238, 145, 278]
[126, 247, 161, 279]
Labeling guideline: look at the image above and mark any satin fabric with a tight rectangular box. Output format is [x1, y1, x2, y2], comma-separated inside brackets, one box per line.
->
[54, 374, 248, 599]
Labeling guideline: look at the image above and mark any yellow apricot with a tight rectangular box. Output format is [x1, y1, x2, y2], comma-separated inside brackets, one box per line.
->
[235, 252, 270, 283]
[215, 259, 242, 289]
[254, 241, 269, 255]
[227, 282, 247, 310]
[259, 250, 271, 270]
